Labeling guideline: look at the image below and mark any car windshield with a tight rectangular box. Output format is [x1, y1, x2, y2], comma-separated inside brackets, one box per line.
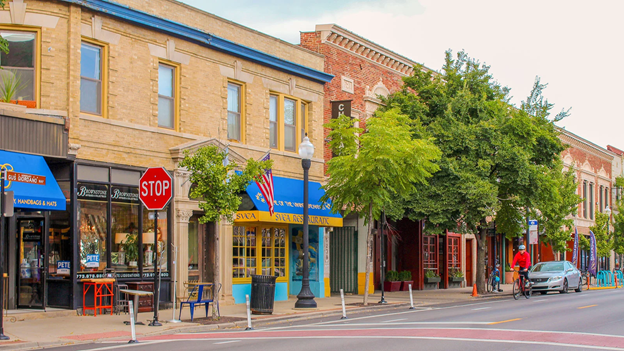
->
[532, 262, 564, 272]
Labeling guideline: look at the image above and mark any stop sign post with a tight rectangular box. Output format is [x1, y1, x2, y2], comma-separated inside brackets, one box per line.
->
[139, 167, 172, 327]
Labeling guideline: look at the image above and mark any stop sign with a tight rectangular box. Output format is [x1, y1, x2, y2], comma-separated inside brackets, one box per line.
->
[139, 167, 172, 210]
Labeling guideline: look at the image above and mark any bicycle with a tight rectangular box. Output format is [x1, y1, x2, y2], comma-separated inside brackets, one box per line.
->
[486, 266, 501, 293]
[512, 268, 532, 300]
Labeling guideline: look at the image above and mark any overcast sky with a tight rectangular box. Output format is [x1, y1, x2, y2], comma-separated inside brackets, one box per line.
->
[180, 0, 623, 151]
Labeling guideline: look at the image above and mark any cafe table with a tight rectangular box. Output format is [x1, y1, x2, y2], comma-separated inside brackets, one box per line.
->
[120, 288, 154, 325]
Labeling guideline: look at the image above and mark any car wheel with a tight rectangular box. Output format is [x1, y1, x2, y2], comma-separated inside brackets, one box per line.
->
[575, 278, 582, 293]
[540, 291, 547, 295]
[560, 279, 568, 294]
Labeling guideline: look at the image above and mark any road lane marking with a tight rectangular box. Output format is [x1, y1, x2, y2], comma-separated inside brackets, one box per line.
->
[488, 318, 522, 325]
[532, 299, 546, 302]
[213, 340, 241, 345]
[578, 304, 598, 309]
[472, 307, 491, 310]
[382, 318, 407, 323]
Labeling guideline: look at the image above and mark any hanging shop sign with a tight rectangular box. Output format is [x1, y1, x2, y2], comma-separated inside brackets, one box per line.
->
[111, 186, 140, 204]
[77, 183, 108, 201]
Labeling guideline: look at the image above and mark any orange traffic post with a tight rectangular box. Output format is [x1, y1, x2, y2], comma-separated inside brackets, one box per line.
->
[471, 284, 478, 297]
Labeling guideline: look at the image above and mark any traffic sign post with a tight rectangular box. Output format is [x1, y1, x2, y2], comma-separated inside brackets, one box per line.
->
[139, 167, 172, 327]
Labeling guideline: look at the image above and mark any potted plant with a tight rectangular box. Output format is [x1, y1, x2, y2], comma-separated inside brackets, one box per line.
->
[121, 234, 139, 267]
[399, 270, 413, 291]
[449, 268, 465, 283]
[0, 70, 27, 105]
[504, 262, 514, 284]
[424, 270, 441, 284]
[383, 270, 401, 292]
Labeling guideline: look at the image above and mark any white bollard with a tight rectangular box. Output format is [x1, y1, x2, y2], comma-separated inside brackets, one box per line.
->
[408, 284, 415, 310]
[168, 245, 180, 323]
[340, 288, 347, 319]
[128, 301, 138, 343]
[245, 294, 253, 330]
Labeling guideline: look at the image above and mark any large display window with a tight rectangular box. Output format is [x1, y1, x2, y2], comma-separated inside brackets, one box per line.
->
[232, 225, 288, 283]
[77, 183, 108, 272]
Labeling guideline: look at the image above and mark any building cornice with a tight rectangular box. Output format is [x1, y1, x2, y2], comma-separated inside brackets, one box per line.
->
[315, 24, 431, 77]
[557, 127, 615, 162]
[60, 0, 334, 84]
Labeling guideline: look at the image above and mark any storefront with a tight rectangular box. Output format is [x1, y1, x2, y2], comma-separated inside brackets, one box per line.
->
[73, 163, 172, 309]
[231, 175, 342, 304]
[0, 150, 68, 309]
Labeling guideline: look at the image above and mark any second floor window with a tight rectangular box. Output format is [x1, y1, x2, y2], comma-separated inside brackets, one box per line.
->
[80, 42, 103, 115]
[589, 182, 594, 220]
[583, 181, 587, 218]
[158, 64, 175, 129]
[227, 83, 242, 141]
[269, 94, 308, 152]
[0, 30, 36, 102]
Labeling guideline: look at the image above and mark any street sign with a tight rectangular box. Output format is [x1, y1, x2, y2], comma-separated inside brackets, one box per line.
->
[139, 167, 172, 211]
[528, 220, 538, 245]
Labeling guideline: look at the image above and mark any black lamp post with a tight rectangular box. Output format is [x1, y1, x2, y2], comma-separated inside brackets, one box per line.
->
[295, 134, 317, 309]
[379, 211, 387, 304]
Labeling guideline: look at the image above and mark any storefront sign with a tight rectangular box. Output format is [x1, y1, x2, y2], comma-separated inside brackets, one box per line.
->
[77, 183, 108, 200]
[234, 210, 342, 227]
[6, 171, 46, 185]
[57, 261, 70, 275]
[331, 100, 352, 119]
[22, 227, 41, 242]
[111, 186, 139, 204]
[86, 254, 100, 268]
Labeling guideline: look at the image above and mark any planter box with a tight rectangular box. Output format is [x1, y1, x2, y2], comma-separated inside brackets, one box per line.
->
[424, 277, 441, 284]
[449, 277, 465, 283]
[424, 282, 438, 290]
[504, 271, 514, 284]
[400, 281, 414, 291]
[383, 281, 401, 292]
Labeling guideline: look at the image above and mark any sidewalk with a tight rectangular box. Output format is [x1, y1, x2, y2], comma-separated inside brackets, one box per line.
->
[0, 285, 512, 350]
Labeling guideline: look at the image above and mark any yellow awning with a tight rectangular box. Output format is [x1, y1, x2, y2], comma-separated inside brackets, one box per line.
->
[234, 211, 343, 227]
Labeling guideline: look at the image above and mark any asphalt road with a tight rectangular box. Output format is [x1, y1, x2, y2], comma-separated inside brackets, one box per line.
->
[50, 287, 624, 351]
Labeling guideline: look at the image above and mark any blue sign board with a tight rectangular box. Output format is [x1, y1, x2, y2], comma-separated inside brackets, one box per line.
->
[57, 261, 70, 275]
[86, 254, 100, 268]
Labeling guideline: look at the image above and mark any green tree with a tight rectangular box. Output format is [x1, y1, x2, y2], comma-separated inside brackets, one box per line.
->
[590, 211, 611, 262]
[612, 177, 624, 258]
[534, 165, 582, 258]
[384, 51, 565, 293]
[179, 145, 271, 316]
[322, 109, 441, 305]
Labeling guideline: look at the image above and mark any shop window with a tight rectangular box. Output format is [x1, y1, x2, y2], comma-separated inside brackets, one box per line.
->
[111, 186, 140, 272]
[268, 93, 308, 152]
[227, 82, 242, 142]
[49, 182, 71, 279]
[80, 42, 104, 115]
[423, 235, 437, 273]
[233, 225, 287, 281]
[77, 183, 109, 272]
[448, 236, 461, 271]
[158, 63, 176, 129]
[188, 218, 199, 278]
[0, 30, 36, 102]
[142, 207, 169, 274]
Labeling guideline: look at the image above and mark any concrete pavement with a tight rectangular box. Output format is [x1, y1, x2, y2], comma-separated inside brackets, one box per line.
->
[0, 285, 512, 350]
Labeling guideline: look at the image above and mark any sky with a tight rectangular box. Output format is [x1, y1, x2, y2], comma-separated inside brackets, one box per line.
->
[180, 0, 624, 150]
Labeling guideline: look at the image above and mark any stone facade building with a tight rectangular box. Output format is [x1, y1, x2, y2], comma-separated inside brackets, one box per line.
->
[0, 0, 339, 310]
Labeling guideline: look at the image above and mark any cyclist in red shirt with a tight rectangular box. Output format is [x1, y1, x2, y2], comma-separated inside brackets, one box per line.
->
[511, 245, 531, 286]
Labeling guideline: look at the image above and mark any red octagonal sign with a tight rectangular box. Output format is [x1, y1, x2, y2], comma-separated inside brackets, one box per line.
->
[139, 167, 172, 210]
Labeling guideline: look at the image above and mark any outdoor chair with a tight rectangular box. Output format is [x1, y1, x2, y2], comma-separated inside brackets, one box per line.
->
[179, 283, 221, 321]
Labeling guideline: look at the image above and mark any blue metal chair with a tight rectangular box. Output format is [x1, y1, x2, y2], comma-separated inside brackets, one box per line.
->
[179, 283, 221, 321]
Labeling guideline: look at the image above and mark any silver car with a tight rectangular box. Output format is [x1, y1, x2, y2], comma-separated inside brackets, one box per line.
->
[530, 261, 582, 294]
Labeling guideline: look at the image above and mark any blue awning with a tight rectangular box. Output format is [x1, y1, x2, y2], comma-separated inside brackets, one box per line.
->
[0, 150, 66, 211]
[237, 175, 342, 227]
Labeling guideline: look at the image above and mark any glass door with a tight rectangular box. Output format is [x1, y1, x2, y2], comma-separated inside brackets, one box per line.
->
[17, 219, 45, 308]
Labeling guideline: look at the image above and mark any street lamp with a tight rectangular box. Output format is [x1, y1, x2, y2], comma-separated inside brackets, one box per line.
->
[295, 134, 317, 308]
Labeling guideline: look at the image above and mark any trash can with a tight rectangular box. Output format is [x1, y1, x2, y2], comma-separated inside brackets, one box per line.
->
[250, 274, 277, 315]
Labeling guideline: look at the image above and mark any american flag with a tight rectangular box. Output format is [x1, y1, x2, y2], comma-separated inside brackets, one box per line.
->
[256, 152, 275, 216]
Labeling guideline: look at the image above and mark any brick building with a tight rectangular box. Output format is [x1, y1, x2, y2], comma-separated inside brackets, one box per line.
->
[299, 24, 474, 293]
[0, 0, 340, 311]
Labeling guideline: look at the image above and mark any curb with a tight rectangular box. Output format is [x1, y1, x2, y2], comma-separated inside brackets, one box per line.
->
[0, 294, 514, 350]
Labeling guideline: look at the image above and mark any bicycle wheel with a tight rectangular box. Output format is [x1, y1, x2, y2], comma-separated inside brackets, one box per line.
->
[486, 275, 493, 293]
[525, 283, 531, 299]
[512, 279, 521, 300]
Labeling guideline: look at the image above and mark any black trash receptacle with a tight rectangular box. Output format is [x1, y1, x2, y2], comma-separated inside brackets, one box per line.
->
[250, 274, 277, 315]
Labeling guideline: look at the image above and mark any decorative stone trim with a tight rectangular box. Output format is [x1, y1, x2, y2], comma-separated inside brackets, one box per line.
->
[148, 39, 191, 65]
[169, 138, 247, 165]
[316, 24, 423, 76]
[218, 60, 254, 83]
[80, 16, 121, 45]
[341, 76, 354, 94]
[558, 127, 615, 162]
[176, 208, 193, 223]
[0, 0, 59, 28]
[261, 77, 319, 102]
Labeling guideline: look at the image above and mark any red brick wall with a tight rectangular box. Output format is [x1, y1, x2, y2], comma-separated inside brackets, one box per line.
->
[300, 31, 408, 174]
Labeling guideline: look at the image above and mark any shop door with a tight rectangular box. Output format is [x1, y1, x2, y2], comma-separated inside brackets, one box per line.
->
[330, 227, 357, 294]
[465, 239, 473, 287]
[17, 218, 46, 308]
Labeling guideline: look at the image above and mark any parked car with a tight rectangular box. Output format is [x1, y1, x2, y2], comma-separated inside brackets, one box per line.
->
[529, 261, 582, 294]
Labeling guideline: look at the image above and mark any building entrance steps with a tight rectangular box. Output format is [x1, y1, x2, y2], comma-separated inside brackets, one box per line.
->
[0, 285, 513, 350]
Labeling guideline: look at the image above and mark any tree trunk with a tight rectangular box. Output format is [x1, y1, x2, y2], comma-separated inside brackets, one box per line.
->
[213, 221, 220, 319]
[363, 203, 373, 306]
[475, 226, 487, 294]
[549, 241, 557, 261]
